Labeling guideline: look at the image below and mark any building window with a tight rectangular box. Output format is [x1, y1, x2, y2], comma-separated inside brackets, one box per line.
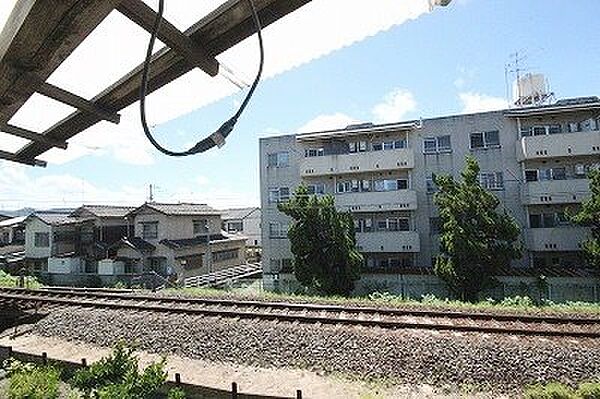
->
[213, 249, 238, 262]
[430, 217, 441, 235]
[305, 148, 324, 157]
[267, 152, 290, 167]
[478, 172, 504, 190]
[193, 219, 209, 235]
[34, 232, 49, 247]
[426, 176, 438, 193]
[529, 213, 570, 229]
[525, 170, 538, 182]
[470, 130, 500, 149]
[268, 187, 290, 203]
[355, 218, 373, 233]
[372, 139, 407, 151]
[306, 183, 325, 195]
[140, 222, 158, 239]
[269, 222, 287, 239]
[539, 167, 566, 181]
[226, 221, 243, 233]
[423, 135, 451, 154]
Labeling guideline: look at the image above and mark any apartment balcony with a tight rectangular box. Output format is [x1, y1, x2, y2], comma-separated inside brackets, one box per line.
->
[300, 148, 415, 177]
[356, 231, 420, 253]
[527, 227, 590, 252]
[335, 190, 418, 212]
[522, 179, 591, 205]
[516, 130, 600, 161]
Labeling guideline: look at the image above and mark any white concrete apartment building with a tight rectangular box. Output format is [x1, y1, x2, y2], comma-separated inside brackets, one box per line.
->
[259, 96, 600, 294]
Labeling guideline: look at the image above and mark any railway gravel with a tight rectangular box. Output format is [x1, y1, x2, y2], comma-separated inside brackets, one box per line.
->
[32, 308, 600, 392]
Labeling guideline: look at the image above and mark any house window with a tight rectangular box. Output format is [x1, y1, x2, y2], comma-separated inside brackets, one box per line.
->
[213, 249, 238, 262]
[372, 143, 383, 151]
[376, 218, 410, 232]
[479, 172, 504, 190]
[397, 179, 409, 190]
[552, 167, 566, 180]
[424, 136, 451, 154]
[267, 152, 289, 168]
[575, 164, 587, 177]
[269, 222, 287, 239]
[532, 126, 547, 136]
[34, 232, 49, 247]
[529, 213, 570, 228]
[226, 221, 243, 233]
[355, 218, 373, 233]
[193, 219, 209, 235]
[568, 122, 580, 133]
[358, 141, 367, 152]
[361, 180, 371, 192]
[141, 222, 158, 239]
[470, 131, 500, 149]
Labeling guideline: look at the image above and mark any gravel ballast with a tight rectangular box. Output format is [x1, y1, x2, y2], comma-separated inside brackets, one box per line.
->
[33, 309, 600, 391]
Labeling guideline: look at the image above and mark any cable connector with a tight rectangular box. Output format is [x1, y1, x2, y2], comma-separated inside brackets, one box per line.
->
[211, 118, 236, 148]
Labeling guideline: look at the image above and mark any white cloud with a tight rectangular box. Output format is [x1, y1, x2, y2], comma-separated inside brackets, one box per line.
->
[0, 0, 436, 165]
[372, 89, 417, 123]
[297, 113, 359, 133]
[459, 92, 508, 113]
[0, 161, 147, 211]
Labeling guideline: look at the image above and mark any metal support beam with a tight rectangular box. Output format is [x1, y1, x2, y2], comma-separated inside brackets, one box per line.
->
[1, 123, 68, 149]
[0, 149, 46, 167]
[117, 0, 219, 77]
[36, 82, 120, 124]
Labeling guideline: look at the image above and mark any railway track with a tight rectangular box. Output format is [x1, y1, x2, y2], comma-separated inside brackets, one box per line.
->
[1, 287, 599, 338]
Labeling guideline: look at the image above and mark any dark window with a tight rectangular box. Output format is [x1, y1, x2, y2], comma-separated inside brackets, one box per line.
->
[552, 168, 566, 180]
[542, 213, 556, 228]
[470, 132, 484, 149]
[525, 170, 538, 182]
[397, 179, 409, 190]
[529, 214, 541, 228]
[141, 222, 158, 239]
[548, 124, 562, 134]
[34, 232, 49, 247]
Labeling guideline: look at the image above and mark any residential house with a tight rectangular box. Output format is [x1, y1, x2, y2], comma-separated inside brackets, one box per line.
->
[111, 203, 247, 282]
[0, 216, 25, 246]
[220, 207, 261, 247]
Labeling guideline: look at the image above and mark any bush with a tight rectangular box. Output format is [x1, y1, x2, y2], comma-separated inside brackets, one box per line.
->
[71, 342, 184, 398]
[4, 359, 61, 399]
[577, 383, 600, 399]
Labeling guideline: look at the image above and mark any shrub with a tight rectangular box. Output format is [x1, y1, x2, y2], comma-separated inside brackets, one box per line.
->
[71, 342, 184, 398]
[577, 382, 600, 399]
[525, 383, 578, 399]
[4, 359, 61, 399]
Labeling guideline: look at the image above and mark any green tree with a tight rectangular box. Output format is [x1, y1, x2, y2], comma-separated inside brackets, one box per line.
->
[278, 185, 363, 296]
[570, 169, 600, 270]
[433, 156, 522, 302]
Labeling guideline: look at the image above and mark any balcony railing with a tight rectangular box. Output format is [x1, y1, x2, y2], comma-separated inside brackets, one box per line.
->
[356, 231, 420, 253]
[527, 227, 591, 252]
[522, 178, 591, 205]
[335, 190, 418, 212]
[301, 148, 414, 176]
[517, 130, 600, 161]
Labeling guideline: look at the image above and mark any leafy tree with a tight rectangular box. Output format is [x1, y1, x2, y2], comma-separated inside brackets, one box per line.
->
[570, 169, 600, 270]
[433, 156, 522, 302]
[278, 185, 363, 296]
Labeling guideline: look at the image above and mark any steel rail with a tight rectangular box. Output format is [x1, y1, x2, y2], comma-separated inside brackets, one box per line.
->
[1, 288, 599, 338]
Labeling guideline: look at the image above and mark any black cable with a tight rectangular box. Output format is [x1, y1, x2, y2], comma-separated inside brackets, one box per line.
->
[139, 0, 264, 156]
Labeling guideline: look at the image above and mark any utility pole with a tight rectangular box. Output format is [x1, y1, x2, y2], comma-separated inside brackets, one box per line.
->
[205, 220, 212, 275]
[148, 184, 154, 202]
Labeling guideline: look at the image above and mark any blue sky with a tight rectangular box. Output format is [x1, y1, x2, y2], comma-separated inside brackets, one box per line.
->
[1, 0, 599, 211]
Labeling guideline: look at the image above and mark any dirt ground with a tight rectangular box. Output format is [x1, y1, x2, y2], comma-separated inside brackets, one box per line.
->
[0, 334, 510, 399]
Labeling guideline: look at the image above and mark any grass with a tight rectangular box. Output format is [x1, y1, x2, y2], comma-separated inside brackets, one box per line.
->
[162, 286, 600, 316]
[0, 270, 41, 289]
[524, 381, 600, 399]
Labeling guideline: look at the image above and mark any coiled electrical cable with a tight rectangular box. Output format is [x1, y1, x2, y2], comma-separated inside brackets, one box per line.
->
[140, 0, 264, 156]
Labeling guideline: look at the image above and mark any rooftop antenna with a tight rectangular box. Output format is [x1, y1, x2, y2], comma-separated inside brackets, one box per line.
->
[148, 184, 154, 203]
[506, 51, 554, 108]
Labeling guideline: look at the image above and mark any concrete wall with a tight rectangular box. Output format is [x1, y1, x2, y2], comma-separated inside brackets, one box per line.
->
[48, 257, 82, 274]
[24, 217, 52, 259]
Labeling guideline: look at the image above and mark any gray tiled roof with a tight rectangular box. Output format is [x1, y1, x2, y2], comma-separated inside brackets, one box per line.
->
[73, 205, 136, 218]
[0, 216, 26, 227]
[137, 203, 221, 216]
[31, 212, 78, 226]
[220, 207, 259, 220]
